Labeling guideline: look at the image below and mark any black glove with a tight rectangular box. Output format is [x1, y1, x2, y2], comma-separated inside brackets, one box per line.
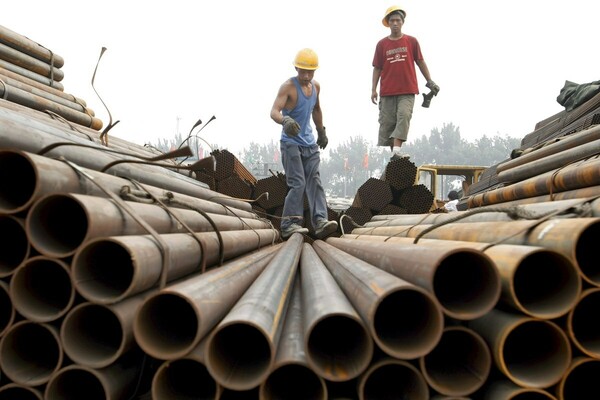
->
[426, 80, 440, 96]
[316, 127, 328, 149]
[282, 116, 301, 136]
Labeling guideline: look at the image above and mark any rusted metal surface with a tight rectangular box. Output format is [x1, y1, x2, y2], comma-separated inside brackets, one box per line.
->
[397, 183, 434, 213]
[350, 218, 600, 287]
[325, 236, 501, 320]
[0, 24, 65, 68]
[300, 243, 373, 382]
[212, 149, 257, 184]
[133, 245, 281, 360]
[205, 233, 303, 391]
[419, 326, 491, 397]
[467, 309, 571, 389]
[381, 156, 418, 191]
[313, 239, 443, 359]
[358, 355, 429, 400]
[259, 276, 327, 400]
[566, 288, 600, 359]
[26, 192, 271, 258]
[254, 173, 288, 210]
[0, 149, 256, 216]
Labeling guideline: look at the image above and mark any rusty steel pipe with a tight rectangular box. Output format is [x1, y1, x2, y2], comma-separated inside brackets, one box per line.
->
[10, 256, 75, 322]
[496, 124, 600, 174]
[312, 239, 443, 359]
[0, 280, 15, 337]
[419, 326, 491, 397]
[0, 66, 77, 103]
[60, 291, 155, 368]
[480, 379, 558, 399]
[259, 277, 327, 400]
[0, 116, 254, 212]
[566, 288, 600, 359]
[351, 218, 600, 287]
[343, 235, 581, 320]
[26, 192, 271, 258]
[468, 155, 600, 208]
[72, 229, 278, 304]
[467, 309, 571, 389]
[301, 243, 374, 382]
[554, 356, 600, 400]
[152, 338, 222, 400]
[466, 187, 600, 210]
[0, 24, 65, 67]
[0, 149, 256, 217]
[134, 244, 281, 360]
[0, 215, 29, 277]
[498, 138, 600, 184]
[0, 59, 64, 90]
[0, 41, 64, 81]
[205, 233, 304, 391]
[325, 236, 500, 320]
[0, 383, 43, 400]
[0, 320, 64, 386]
[44, 356, 143, 400]
[358, 355, 429, 400]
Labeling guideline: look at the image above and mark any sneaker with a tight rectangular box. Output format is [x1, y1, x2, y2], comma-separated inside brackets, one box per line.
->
[391, 153, 410, 161]
[314, 220, 338, 239]
[280, 223, 309, 239]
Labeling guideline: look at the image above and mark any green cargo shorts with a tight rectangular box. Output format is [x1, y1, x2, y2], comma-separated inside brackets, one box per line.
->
[377, 94, 415, 147]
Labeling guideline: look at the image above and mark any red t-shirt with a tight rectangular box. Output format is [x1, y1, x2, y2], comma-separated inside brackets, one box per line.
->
[372, 34, 423, 96]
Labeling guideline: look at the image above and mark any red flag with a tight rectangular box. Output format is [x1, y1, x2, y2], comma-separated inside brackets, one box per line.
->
[344, 157, 349, 171]
[363, 153, 369, 169]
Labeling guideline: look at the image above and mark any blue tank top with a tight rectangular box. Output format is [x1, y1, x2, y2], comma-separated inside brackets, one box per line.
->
[281, 77, 317, 147]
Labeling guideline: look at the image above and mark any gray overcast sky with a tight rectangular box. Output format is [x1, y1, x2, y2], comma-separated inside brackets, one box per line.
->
[4, 0, 599, 157]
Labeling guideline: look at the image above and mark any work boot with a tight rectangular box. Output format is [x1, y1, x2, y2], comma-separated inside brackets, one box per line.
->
[281, 223, 309, 239]
[314, 219, 338, 239]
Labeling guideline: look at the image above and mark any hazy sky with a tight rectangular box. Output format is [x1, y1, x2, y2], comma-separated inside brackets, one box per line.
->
[4, 1, 599, 156]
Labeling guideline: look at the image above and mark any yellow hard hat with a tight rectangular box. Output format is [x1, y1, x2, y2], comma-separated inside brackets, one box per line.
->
[382, 5, 406, 27]
[293, 48, 319, 70]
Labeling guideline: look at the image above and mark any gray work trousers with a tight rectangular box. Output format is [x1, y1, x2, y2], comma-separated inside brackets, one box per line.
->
[280, 141, 328, 230]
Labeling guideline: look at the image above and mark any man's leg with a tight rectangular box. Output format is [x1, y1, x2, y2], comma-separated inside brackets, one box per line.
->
[280, 142, 307, 231]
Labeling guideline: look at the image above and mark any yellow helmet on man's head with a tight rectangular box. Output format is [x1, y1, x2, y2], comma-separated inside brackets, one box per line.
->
[293, 48, 319, 70]
[382, 5, 406, 27]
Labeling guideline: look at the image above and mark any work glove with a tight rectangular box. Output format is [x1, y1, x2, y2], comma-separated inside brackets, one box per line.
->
[282, 116, 301, 136]
[426, 80, 440, 96]
[316, 126, 328, 149]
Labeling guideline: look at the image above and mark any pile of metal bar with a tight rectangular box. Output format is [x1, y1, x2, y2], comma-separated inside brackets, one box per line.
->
[0, 25, 102, 130]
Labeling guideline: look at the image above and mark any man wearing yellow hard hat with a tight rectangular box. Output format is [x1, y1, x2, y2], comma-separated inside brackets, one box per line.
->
[371, 5, 440, 160]
[270, 48, 338, 240]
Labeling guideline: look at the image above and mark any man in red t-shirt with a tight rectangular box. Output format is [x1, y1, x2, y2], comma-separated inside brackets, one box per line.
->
[371, 5, 439, 160]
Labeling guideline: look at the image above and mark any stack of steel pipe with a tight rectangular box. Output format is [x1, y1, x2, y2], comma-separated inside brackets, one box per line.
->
[211, 149, 257, 185]
[381, 156, 418, 191]
[0, 25, 102, 130]
[343, 207, 600, 399]
[351, 177, 393, 213]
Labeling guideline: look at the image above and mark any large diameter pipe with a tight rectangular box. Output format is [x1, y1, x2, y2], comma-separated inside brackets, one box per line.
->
[566, 288, 600, 359]
[10, 256, 75, 322]
[496, 124, 600, 174]
[468, 156, 600, 208]
[72, 229, 278, 304]
[259, 277, 327, 400]
[325, 236, 500, 320]
[152, 338, 221, 400]
[0, 280, 15, 337]
[343, 235, 581, 320]
[205, 233, 304, 391]
[498, 138, 600, 184]
[0, 320, 64, 386]
[0, 215, 29, 277]
[44, 356, 143, 400]
[419, 326, 491, 397]
[351, 218, 600, 287]
[554, 356, 600, 400]
[358, 356, 429, 400]
[481, 379, 558, 400]
[60, 291, 155, 368]
[312, 239, 443, 359]
[0, 383, 43, 400]
[26, 192, 271, 258]
[134, 244, 281, 360]
[0, 149, 255, 217]
[0, 114, 253, 212]
[467, 309, 571, 389]
[301, 243, 373, 382]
